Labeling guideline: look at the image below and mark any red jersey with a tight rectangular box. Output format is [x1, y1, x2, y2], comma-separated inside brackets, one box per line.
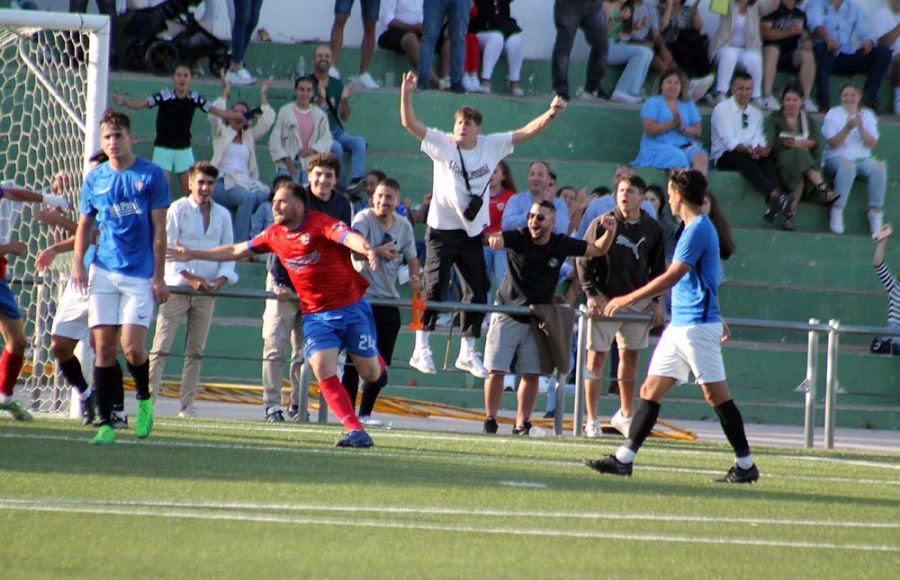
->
[249, 210, 368, 313]
[486, 187, 514, 233]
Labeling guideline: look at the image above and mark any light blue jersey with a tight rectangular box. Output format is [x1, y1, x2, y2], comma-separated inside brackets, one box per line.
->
[671, 214, 721, 326]
[79, 157, 170, 278]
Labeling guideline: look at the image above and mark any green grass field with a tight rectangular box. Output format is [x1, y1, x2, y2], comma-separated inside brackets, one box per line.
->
[1, 417, 897, 578]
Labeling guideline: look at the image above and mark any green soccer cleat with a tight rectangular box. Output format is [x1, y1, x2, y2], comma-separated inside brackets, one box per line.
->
[89, 424, 116, 445]
[0, 399, 33, 421]
[135, 398, 154, 439]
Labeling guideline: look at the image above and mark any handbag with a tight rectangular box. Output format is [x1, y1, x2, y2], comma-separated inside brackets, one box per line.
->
[456, 146, 489, 221]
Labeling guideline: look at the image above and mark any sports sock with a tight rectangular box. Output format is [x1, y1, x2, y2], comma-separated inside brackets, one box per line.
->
[59, 356, 89, 393]
[127, 359, 151, 401]
[414, 330, 430, 352]
[625, 398, 661, 454]
[341, 363, 360, 409]
[715, 399, 752, 459]
[93, 365, 117, 426]
[112, 362, 124, 411]
[318, 374, 363, 432]
[615, 446, 636, 464]
[0, 348, 24, 397]
[358, 372, 388, 417]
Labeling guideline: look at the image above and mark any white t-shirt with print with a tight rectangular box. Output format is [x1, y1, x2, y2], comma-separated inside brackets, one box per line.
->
[822, 106, 879, 162]
[421, 128, 514, 237]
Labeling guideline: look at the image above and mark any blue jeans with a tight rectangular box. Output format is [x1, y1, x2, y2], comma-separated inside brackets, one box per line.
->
[823, 157, 887, 210]
[812, 41, 891, 107]
[418, 0, 469, 88]
[551, 0, 607, 98]
[212, 178, 268, 241]
[483, 246, 506, 302]
[231, 0, 264, 65]
[330, 126, 367, 184]
[276, 165, 308, 186]
[607, 41, 653, 97]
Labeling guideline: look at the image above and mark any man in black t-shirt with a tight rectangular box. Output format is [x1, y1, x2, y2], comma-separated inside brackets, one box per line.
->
[480, 200, 612, 435]
[760, 0, 817, 111]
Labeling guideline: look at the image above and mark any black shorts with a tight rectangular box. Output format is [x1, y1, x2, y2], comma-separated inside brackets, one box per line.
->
[379, 28, 418, 53]
[765, 42, 799, 72]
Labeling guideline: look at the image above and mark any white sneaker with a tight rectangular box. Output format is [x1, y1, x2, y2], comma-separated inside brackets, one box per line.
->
[829, 207, 845, 235]
[455, 349, 488, 379]
[868, 210, 883, 235]
[435, 312, 453, 327]
[610, 409, 633, 437]
[409, 348, 436, 375]
[510, 86, 523, 97]
[225, 68, 255, 86]
[177, 408, 196, 419]
[803, 99, 819, 113]
[584, 418, 602, 438]
[687, 74, 714, 102]
[462, 74, 479, 92]
[438, 77, 451, 91]
[356, 72, 380, 89]
[761, 95, 781, 111]
[610, 89, 642, 104]
[328, 66, 340, 79]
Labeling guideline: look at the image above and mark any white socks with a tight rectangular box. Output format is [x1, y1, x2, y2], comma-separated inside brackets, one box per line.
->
[615, 446, 636, 464]
[461, 336, 476, 353]
[415, 330, 431, 352]
[736, 454, 755, 470]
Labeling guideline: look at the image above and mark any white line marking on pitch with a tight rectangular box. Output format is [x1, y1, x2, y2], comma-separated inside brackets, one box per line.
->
[0, 501, 895, 553]
[1, 431, 896, 487]
[5, 497, 895, 530]
[498, 481, 548, 489]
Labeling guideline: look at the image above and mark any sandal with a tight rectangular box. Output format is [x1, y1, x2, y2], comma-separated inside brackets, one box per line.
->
[816, 182, 839, 205]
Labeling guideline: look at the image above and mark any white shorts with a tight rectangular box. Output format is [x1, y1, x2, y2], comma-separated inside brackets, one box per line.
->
[51, 278, 91, 341]
[88, 266, 155, 328]
[647, 322, 726, 385]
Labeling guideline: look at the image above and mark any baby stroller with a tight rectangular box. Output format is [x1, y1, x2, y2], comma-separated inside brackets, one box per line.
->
[117, 0, 231, 76]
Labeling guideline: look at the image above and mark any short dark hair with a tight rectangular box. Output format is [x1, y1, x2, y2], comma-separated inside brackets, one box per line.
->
[616, 174, 647, 193]
[100, 108, 131, 133]
[454, 106, 483, 126]
[307, 152, 342, 179]
[366, 169, 387, 182]
[591, 186, 611, 197]
[548, 170, 557, 183]
[377, 177, 401, 192]
[537, 200, 556, 213]
[668, 169, 707, 206]
[657, 66, 687, 98]
[188, 160, 218, 180]
[270, 174, 294, 202]
[88, 150, 109, 165]
[529, 160, 551, 174]
[780, 81, 804, 101]
[278, 181, 308, 206]
[731, 71, 753, 85]
[294, 75, 313, 90]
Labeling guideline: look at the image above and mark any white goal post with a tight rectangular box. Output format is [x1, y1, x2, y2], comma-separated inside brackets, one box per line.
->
[0, 8, 110, 414]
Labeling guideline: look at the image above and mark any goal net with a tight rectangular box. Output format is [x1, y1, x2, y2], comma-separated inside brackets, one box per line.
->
[0, 9, 109, 415]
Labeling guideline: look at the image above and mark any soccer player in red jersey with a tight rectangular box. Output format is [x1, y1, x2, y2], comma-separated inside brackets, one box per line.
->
[169, 180, 381, 448]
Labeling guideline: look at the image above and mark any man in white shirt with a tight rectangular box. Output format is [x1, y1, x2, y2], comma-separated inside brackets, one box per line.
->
[711, 72, 788, 224]
[399, 70, 567, 378]
[149, 162, 238, 417]
[870, 0, 900, 115]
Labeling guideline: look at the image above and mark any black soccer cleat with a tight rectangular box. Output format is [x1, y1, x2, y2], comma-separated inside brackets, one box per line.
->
[583, 455, 633, 477]
[80, 391, 97, 426]
[483, 416, 498, 434]
[335, 429, 374, 448]
[713, 464, 760, 484]
[110, 414, 128, 429]
[512, 420, 532, 436]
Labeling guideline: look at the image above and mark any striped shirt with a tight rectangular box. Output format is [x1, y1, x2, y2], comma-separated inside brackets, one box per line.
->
[874, 261, 900, 330]
[292, 106, 316, 150]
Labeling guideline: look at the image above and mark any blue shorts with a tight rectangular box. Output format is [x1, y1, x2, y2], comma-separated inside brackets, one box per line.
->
[0, 279, 22, 320]
[152, 146, 195, 174]
[302, 298, 378, 358]
[335, 0, 380, 20]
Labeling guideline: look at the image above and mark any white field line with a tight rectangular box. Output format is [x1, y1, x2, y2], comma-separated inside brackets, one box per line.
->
[0, 500, 896, 553]
[1, 430, 898, 487]
[2, 497, 897, 530]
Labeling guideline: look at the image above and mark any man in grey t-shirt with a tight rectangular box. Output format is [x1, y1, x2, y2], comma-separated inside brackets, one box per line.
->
[348, 177, 421, 422]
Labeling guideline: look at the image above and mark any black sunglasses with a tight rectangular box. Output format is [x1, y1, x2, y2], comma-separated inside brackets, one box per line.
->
[527, 212, 547, 222]
[741, 112, 749, 129]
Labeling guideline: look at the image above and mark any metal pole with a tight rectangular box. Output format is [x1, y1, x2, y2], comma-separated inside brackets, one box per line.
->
[572, 308, 588, 436]
[823, 319, 839, 449]
[553, 372, 565, 436]
[295, 359, 312, 423]
[803, 318, 819, 449]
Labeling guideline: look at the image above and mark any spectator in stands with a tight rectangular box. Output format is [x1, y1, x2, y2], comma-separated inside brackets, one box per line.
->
[870, 0, 900, 116]
[577, 174, 665, 438]
[269, 77, 333, 185]
[552, 0, 609, 100]
[469, 0, 525, 96]
[712, 72, 788, 224]
[575, 166, 658, 240]
[418, 0, 470, 93]
[659, 0, 714, 101]
[463, 3, 483, 93]
[821, 82, 887, 235]
[502, 161, 570, 235]
[760, 0, 817, 112]
[632, 67, 708, 175]
[482, 200, 610, 435]
[764, 83, 837, 231]
[708, 0, 774, 105]
[251, 177, 305, 422]
[644, 183, 677, 262]
[353, 169, 387, 213]
[484, 161, 517, 300]
[872, 224, 899, 347]
[149, 162, 237, 418]
[225, 0, 264, 86]
[349, 178, 422, 424]
[601, 0, 655, 104]
[807, 0, 891, 111]
[112, 65, 244, 196]
[378, 0, 450, 89]
[400, 70, 566, 379]
[329, 0, 382, 89]
[209, 74, 275, 242]
[310, 44, 368, 192]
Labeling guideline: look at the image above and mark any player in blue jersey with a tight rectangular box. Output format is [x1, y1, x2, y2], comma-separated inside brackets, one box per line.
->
[72, 109, 171, 445]
[585, 169, 760, 484]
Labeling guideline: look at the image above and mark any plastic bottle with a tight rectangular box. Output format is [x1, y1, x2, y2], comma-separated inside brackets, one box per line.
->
[296, 55, 306, 79]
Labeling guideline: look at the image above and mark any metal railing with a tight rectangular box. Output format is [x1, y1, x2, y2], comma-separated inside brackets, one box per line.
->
[165, 286, 897, 449]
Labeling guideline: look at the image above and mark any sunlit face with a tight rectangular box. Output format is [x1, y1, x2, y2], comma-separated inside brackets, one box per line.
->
[701, 195, 712, 215]
[527, 203, 555, 239]
[840, 86, 861, 111]
[272, 186, 305, 226]
[732, 78, 753, 107]
[373, 185, 398, 217]
[229, 103, 249, 131]
[616, 180, 643, 214]
[308, 165, 336, 198]
[558, 187, 576, 207]
[173, 66, 192, 90]
[314, 46, 332, 73]
[294, 80, 313, 106]
[527, 162, 549, 195]
[189, 171, 216, 205]
[645, 190, 663, 214]
[99, 122, 133, 161]
[660, 74, 682, 99]
[667, 181, 682, 215]
[781, 91, 802, 116]
[453, 115, 481, 145]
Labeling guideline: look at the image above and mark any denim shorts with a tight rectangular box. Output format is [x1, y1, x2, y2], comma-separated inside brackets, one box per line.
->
[335, 0, 380, 20]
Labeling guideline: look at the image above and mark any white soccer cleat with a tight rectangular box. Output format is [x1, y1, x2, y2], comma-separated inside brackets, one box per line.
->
[610, 409, 633, 438]
[409, 347, 436, 375]
[455, 349, 488, 379]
